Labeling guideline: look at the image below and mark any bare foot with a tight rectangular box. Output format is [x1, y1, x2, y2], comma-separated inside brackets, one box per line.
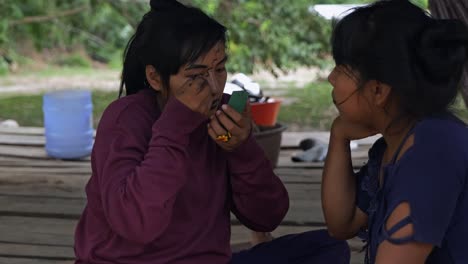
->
[250, 231, 274, 246]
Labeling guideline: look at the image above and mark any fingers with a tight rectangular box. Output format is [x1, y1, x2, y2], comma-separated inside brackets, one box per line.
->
[244, 101, 252, 117]
[207, 123, 220, 140]
[221, 104, 246, 124]
[208, 104, 252, 150]
[208, 115, 228, 136]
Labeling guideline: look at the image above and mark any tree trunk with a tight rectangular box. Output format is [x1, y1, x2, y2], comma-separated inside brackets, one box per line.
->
[429, 0, 468, 107]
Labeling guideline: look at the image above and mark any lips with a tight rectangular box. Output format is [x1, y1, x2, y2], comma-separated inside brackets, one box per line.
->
[210, 98, 220, 110]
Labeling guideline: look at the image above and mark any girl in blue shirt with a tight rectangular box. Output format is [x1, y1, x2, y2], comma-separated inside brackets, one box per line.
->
[321, 0, 468, 263]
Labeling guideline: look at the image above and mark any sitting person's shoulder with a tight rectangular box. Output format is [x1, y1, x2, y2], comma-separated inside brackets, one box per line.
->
[99, 89, 160, 130]
[415, 113, 468, 147]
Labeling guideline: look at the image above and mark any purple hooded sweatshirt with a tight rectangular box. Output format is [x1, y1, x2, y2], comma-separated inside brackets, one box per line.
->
[74, 89, 289, 264]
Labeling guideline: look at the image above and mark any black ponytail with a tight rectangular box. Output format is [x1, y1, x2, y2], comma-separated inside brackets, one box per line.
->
[119, 11, 152, 97]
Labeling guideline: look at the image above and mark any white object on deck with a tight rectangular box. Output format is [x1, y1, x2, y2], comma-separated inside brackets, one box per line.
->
[309, 4, 364, 20]
[0, 119, 19, 128]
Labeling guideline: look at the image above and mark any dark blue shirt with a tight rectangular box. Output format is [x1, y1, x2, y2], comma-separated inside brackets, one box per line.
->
[356, 115, 468, 263]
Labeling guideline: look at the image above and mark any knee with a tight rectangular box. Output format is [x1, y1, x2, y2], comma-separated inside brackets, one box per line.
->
[298, 229, 350, 263]
[314, 229, 350, 254]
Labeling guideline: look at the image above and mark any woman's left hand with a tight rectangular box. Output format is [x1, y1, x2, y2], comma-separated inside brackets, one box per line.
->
[208, 103, 252, 151]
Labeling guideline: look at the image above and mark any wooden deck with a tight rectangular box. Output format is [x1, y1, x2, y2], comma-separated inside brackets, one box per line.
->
[0, 127, 378, 264]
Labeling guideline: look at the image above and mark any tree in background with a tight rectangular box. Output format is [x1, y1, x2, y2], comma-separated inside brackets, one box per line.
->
[0, 0, 364, 76]
[0, 0, 147, 71]
[0, 0, 436, 79]
[188, 0, 377, 74]
[207, 0, 333, 75]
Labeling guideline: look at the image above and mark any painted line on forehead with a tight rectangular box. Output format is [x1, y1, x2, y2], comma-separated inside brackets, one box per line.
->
[184, 55, 228, 71]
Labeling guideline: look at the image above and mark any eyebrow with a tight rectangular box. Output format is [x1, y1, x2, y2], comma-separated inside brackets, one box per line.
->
[185, 55, 228, 70]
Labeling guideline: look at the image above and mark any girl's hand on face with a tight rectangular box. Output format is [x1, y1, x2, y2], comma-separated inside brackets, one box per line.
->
[207, 103, 252, 151]
[173, 76, 218, 117]
[331, 116, 378, 141]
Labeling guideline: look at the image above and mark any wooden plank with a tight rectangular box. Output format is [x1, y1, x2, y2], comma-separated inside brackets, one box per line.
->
[0, 127, 44, 136]
[0, 194, 322, 225]
[0, 145, 49, 159]
[230, 225, 326, 245]
[0, 126, 95, 137]
[276, 168, 322, 183]
[0, 243, 74, 260]
[280, 148, 370, 159]
[0, 166, 91, 175]
[0, 134, 44, 146]
[0, 185, 319, 202]
[0, 216, 75, 247]
[0, 258, 73, 264]
[0, 145, 90, 160]
[277, 156, 368, 169]
[0, 126, 377, 149]
[0, 171, 89, 185]
[0, 195, 85, 219]
[0, 181, 87, 199]
[0, 156, 89, 168]
[0, 221, 362, 263]
[280, 132, 380, 148]
[0, 181, 323, 224]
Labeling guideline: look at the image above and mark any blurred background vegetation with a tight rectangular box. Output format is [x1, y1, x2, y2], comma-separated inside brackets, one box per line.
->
[0, 0, 428, 75]
[3, 0, 463, 132]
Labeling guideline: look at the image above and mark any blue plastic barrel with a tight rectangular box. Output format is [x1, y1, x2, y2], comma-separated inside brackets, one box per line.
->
[43, 90, 94, 159]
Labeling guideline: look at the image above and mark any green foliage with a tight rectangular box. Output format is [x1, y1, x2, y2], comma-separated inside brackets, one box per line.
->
[0, 0, 336, 75]
[212, 0, 332, 75]
[410, 0, 428, 9]
[278, 82, 337, 130]
[0, 59, 8, 76]
[0, 1, 147, 69]
[0, 84, 465, 129]
[0, 0, 429, 76]
[0, 90, 116, 127]
[55, 53, 92, 68]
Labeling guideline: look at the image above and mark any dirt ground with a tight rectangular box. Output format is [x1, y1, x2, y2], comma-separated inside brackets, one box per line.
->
[0, 67, 328, 95]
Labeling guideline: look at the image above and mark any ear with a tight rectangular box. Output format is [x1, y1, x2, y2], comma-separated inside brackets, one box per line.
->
[367, 80, 392, 107]
[145, 65, 163, 92]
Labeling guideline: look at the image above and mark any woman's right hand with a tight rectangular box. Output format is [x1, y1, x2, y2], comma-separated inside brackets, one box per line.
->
[173, 76, 218, 117]
[331, 116, 378, 141]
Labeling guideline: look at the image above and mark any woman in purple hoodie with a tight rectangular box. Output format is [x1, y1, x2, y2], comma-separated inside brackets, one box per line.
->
[74, 0, 349, 263]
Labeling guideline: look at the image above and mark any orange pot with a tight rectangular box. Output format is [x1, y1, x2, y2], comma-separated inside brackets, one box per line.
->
[250, 99, 282, 126]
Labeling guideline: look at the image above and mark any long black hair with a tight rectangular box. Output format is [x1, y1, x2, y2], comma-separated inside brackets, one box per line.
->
[331, 0, 468, 117]
[119, 0, 227, 98]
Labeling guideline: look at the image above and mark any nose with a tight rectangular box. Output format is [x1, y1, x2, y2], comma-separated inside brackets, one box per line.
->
[207, 70, 220, 94]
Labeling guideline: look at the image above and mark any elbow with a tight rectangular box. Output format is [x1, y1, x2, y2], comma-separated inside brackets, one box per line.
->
[237, 197, 289, 232]
[262, 191, 289, 231]
[276, 196, 289, 225]
[260, 194, 290, 231]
